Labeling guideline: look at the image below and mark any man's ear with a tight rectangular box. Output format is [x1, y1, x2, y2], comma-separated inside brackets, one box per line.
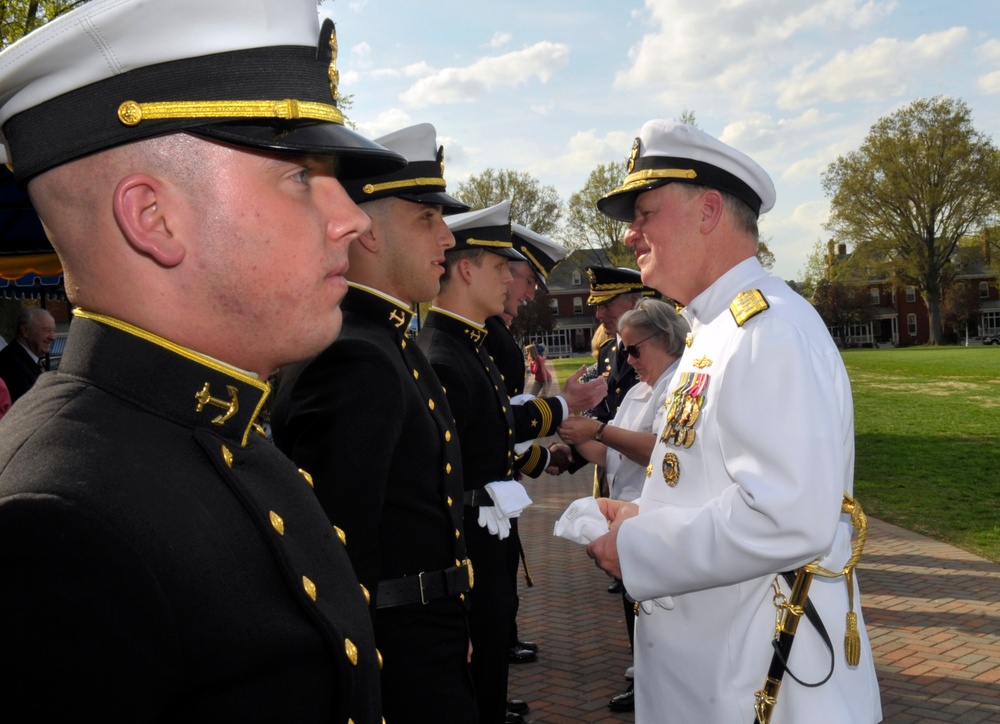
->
[356, 225, 379, 254]
[112, 174, 185, 267]
[457, 257, 476, 286]
[698, 189, 725, 235]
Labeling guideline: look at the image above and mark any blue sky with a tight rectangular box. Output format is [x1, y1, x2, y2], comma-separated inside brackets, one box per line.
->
[321, 0, 1000, 281]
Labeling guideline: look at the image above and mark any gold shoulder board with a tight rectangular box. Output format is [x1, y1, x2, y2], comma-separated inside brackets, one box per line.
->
[730, 289, 769, 327]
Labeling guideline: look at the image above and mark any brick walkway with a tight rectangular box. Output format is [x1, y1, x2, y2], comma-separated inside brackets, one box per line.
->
[508, 467, 1000, 723]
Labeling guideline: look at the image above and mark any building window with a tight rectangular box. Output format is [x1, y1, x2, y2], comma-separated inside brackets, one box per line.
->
[571, 270, 581, 286]
[869, 287, 879, 305]
[982, 310, 1000, 334]
[548, 299, 559, 315]
[573, 297, 583, 315]
[906, 286, 916, 303]
[891, 288, 896, 304]
[980, 281, 990, 299]
[907, 313, 917, 336]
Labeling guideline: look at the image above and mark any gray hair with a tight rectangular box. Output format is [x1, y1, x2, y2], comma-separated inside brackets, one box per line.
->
[678, 183, 759, 240]
[618, 298, 689, 358]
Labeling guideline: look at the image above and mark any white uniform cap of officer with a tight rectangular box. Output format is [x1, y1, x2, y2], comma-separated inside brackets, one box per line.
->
[0, 0, 405, 183]
[511, 223, 566, 293]
[598, 120, 776, 222]
[445, 200, 526, 261]
[342, 123, 469, 213]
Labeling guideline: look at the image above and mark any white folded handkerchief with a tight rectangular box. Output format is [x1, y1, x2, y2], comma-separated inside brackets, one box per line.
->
[484, 480, 532, 518]
[553, 496, 608, 545]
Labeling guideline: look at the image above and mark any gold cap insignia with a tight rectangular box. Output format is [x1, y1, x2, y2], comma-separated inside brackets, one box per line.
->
[627, 137, 641, 174]
[328, 23, 340, 102]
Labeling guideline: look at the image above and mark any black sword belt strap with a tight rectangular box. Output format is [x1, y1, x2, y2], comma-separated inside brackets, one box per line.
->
[376, 560, 473, 609]
[770, 571, 835, 688]
[463, 489, 493, 507]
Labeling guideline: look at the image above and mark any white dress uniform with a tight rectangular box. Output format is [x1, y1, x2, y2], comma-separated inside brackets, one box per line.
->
[606, 362, 676, 503]
[617, 257, 883, 723]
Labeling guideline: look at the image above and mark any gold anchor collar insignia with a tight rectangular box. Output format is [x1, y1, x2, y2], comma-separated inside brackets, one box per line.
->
[195, 382, 240, 425]
[388, 307, 408, 329]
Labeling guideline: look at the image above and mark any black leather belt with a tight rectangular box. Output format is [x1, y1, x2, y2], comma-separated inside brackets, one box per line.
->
[463, 489, 493, 507]
[376, 560, 474, 609]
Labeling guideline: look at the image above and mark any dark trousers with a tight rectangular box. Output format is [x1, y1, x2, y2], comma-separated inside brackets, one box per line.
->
[377, 606, 477, 724]
[465, 514, 517, 724]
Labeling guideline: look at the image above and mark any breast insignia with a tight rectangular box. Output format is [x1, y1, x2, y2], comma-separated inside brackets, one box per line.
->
[730, 289, 769, 327]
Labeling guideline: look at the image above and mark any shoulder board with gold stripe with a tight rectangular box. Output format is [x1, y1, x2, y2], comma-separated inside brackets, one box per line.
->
[729, 289, 769, 327]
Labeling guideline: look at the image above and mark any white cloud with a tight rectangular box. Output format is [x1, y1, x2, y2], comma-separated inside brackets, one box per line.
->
[488, 32, 512, 49]
[616, 0, 899, 93]
[975, 39, 1000, 62]
[369, 61, 434, 81]
[351, 42, 372, 60]
[529, 129, 633, 189]
[977, 70, 1000, 95]
[776, 28, 969, 108]
[399, 42, 570, 108]
[530, 104, 555, 116]
[355, 108, 414, 139]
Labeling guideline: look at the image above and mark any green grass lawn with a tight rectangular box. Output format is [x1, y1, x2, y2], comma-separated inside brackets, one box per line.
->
[552, 348, 1000, 561]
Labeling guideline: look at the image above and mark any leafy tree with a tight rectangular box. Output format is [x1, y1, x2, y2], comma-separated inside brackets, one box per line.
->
[455, 168, 562, 236]
[812, 278, 876, 347]
[940, 280, 981, 341]
[510, 294, 555, 342]
[822, 96, 1000, 345]
[1, 0, 86, 49]
[564, 161, 633, 268]
[678, 109, 698, 127]
[755, 239, 775, 272]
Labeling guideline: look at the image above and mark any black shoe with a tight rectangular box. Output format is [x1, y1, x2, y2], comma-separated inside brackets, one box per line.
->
[516, 639, 539, 653]
[607, 579, 623, 594]
[505, 712, 524, 724]
[508, 646, 537, 664]
[507, 699, 530, 714]
[608, 683, 634, 712]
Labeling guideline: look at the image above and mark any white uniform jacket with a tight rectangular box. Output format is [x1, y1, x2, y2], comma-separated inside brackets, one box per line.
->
[618, 258, 882, 723]
[606, 362, 676, 503]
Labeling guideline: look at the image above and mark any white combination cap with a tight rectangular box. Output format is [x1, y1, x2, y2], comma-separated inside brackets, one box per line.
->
[598, 119, 776, 221]
[445, 200, 525, 260]
[511, 223, 566, 291]
[0, 0, 404, 182]
[342, 123, 468, 213]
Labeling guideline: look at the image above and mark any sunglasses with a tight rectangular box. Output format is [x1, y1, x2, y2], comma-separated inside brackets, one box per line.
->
[623, 335, 657, 360]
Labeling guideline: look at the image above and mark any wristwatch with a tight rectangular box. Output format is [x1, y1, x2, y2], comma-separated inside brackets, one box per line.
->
[594, 422, 608, 442]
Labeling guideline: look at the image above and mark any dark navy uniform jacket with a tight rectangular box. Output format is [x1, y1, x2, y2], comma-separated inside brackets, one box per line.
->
[272, 286, 474, 724]
[272, 286, 467, 608]
[592, 336, 640, 423]
[0, 312, 380, 723]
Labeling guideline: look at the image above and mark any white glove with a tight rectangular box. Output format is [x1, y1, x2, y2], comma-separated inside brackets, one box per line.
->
[477, 505, 511, 539]
[553, 496, 609, 545]
[484, 480, 532, 518]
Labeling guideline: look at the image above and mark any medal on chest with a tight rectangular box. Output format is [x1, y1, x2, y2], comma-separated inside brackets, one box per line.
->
[660, 371, 710, 449]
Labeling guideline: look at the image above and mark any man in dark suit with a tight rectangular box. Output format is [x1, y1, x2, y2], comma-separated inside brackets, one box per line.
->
[586, 266, 657, 424]
[271, 124, 478, 724]
[482, 223, 568, 680]
[0, 1, 406, 720]
[419, 203, 602, 724]
[0, 307, 55, 402]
